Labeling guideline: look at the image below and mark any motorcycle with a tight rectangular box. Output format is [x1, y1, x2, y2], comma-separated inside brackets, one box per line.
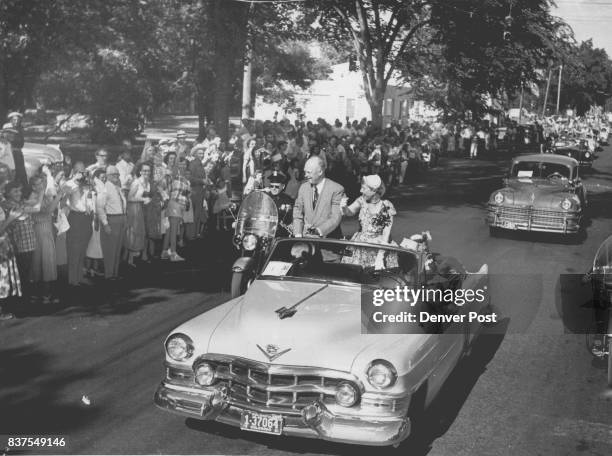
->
[585, 234, 612, 386]
[230, 190, 278, 298]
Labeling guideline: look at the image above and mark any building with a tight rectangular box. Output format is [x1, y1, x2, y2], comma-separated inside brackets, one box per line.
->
[255, 62, 439, 124]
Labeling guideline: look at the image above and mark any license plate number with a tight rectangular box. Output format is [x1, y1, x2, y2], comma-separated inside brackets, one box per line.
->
[501, 221, 516, 229]
[240, 410, 283, 435]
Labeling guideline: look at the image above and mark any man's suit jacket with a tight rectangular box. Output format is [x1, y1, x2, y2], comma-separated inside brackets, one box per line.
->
[292, 178, 344, 238]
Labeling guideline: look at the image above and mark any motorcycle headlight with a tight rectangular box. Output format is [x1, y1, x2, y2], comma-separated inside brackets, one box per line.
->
[242, 234, 258, 251]
[494, 192, 504, 205]
[194, 362, 216, 386]
[561, 198, 572, 210]
[335, 382, 359, 407]
[165, 333, 194, 361]
[367, 360, 397, 389]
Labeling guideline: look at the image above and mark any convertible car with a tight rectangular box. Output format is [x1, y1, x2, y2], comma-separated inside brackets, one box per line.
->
[154, 237, 490, 446]
[486, 154, 586, 236]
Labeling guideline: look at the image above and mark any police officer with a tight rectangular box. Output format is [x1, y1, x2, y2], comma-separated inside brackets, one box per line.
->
[266, 171, 293, 237]
[1, 112, 27, 187]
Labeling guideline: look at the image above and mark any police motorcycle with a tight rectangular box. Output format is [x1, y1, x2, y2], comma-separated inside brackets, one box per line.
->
[585, 235, 612, 386]
[230, 191, 278, 298]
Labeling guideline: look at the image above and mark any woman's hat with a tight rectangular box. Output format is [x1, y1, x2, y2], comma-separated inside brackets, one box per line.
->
[7, 112, 22, 119]
[362, 174, 382, 190]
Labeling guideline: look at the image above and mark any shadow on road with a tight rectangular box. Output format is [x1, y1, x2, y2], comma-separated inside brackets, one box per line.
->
[183, 320, 509, 456]
[0, 345, 100, 435]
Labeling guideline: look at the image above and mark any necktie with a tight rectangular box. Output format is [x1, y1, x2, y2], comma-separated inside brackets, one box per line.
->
[312, 184, 318, 210]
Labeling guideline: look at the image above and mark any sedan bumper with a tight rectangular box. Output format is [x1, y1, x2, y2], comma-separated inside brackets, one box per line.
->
[154, 382, 411, 447]
[486, 204, 581, 234]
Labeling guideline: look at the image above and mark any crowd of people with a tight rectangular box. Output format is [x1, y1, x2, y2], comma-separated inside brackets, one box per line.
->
[1, 109, 609, 320]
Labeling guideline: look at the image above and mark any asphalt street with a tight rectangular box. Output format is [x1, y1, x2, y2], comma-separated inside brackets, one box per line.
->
[1, 147, 612, 456]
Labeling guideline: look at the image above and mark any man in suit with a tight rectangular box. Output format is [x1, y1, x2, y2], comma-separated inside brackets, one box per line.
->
[293, 156, 344, 238]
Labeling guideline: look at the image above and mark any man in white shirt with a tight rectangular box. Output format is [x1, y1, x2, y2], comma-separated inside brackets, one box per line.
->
[62, 166, 94, 286]
[97, 165, 127, 279]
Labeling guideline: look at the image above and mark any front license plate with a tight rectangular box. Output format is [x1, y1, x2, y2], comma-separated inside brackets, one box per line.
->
[501, 221, 516, 229]
[240, 410, 283, 435]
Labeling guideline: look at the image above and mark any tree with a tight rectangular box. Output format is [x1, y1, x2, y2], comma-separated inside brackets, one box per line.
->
[308, 0, 569, 126]
[552, 40, 612, 115]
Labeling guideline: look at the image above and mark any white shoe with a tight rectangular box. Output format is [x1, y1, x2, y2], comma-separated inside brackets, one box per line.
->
[170, 253, 185, 262]
[161, 249, 170, 260]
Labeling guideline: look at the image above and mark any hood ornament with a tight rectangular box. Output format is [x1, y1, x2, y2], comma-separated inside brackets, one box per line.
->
[530, 192, 536, 204]
[257, 344, 291, 362]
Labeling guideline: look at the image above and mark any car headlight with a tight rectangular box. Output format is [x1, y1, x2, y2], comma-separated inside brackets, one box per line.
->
[335, 382, 359, 407]
[165, 333, 194, 361]
[242, 234, 258, 251]
[367, 360, 397, 389]
[494, 192, 504, 205]
[194, 362, 216, 386]
[585, 152, 591, 158]
[561, 198, 572, 210]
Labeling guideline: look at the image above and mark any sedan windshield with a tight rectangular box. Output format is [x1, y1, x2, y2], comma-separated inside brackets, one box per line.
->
[261, 239, 418, 287]
[511, 161, 573, 180]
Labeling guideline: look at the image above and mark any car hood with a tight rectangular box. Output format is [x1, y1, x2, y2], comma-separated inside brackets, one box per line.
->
[499, 179, 570, 206]
[198, 279, 418, 372]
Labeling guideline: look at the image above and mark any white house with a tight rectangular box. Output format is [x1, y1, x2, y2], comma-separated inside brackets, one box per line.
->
[255, 62, 439, 125]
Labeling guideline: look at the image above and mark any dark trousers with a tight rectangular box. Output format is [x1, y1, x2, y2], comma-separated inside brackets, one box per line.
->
[67, 212, 93, 285]
[100, 215, 126, 278]
[16, 251, 33, 295]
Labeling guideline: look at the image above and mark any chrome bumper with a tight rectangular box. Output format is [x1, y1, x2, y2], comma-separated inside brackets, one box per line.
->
[486, 205, 581, 234]
[154, 382, 411, 447]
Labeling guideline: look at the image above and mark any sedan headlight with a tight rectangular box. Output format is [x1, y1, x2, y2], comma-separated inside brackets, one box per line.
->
[165, 333, 194, 361]
[194, 362, 216, 386]
[561, 198, 572, 210]
[585, 152, 591, 158]
[335, 382, 359, 407]
[242, 234, 258, 251]
[367, 360, 397, 389]
[494, 192, 504, 205]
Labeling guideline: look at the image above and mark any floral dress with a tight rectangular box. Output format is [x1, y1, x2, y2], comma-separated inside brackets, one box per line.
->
[342, 197, 397, 268]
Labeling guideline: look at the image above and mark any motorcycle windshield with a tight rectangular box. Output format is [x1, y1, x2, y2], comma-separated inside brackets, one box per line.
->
[593, 235, 612, 287]
[235, 191, 278, 239]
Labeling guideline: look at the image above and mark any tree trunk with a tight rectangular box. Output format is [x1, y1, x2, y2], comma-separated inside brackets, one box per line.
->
[367, 84, 385, 132]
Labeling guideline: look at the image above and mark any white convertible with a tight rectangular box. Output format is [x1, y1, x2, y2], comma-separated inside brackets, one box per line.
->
[154, 237, 491, 447]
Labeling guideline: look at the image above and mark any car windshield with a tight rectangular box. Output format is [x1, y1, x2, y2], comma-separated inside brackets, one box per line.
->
[511, 161, 573, 180]
[260, 239, 419, 287]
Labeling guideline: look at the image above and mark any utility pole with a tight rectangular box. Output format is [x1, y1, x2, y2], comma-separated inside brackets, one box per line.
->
[542, 67, 553, 118]
[556, 64, 563, 114]
[518, 85, 524, 125]
[241, 1, 255, 119]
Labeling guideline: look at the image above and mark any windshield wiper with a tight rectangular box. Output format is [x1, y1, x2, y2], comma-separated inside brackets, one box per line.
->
[275, 284, 329, 319]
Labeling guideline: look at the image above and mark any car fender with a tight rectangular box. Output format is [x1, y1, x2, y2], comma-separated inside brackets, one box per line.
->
[232, 256, 255, 274]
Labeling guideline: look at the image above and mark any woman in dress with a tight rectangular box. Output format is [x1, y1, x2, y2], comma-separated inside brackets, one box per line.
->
[126, 162, 152, 267]
[30, 171, 63, 303]
[84, 168, 106, 276]
[0, 172, 22, 319]
[340, 174, 396, 268]
[143, 153, 166, 261]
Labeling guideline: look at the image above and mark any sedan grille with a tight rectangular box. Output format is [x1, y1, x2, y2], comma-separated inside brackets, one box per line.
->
[488, 204, 578, 229]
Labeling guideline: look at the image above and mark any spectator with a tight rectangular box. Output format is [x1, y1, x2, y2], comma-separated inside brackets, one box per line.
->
[97, 165, 127, 280]
[126, 162, 152, 267]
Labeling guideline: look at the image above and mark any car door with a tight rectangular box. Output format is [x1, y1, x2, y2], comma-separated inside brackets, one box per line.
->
[418, 270, 465, 402]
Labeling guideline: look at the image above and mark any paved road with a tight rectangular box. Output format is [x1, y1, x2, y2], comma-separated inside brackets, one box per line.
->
[2, 148, 612, 455]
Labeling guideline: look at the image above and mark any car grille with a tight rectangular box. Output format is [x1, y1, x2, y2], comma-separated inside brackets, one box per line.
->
[489, 205, 577, 228]
[168, 356, 362, 415]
